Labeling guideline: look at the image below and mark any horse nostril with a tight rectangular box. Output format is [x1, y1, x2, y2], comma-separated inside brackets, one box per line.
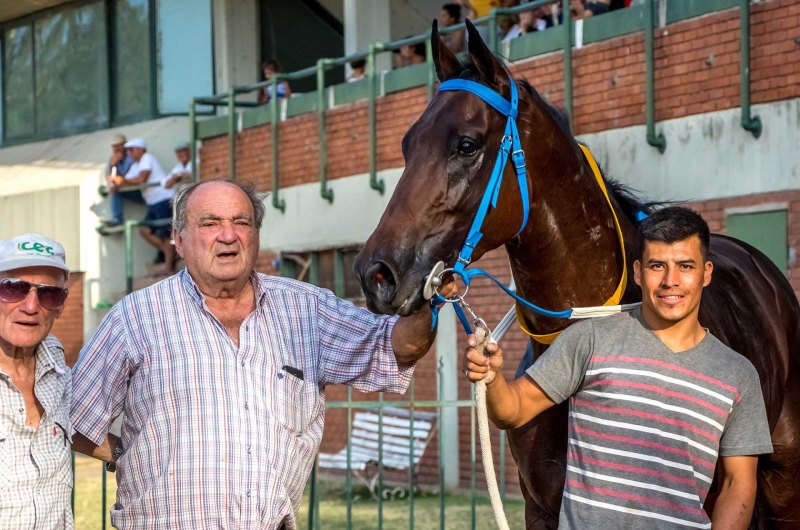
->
[366, 261, 398, 303]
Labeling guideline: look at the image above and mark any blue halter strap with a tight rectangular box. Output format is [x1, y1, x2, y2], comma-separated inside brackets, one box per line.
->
[429, 75, 575, 334]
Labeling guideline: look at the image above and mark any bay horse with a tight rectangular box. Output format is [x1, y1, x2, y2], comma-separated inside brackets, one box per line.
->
[354, 20, 800, 529]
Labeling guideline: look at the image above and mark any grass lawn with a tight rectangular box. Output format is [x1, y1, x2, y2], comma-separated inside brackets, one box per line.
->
[72, 455, 525, 529]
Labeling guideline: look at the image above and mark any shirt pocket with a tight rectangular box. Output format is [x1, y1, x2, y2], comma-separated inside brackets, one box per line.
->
[270, 370, 312, 436]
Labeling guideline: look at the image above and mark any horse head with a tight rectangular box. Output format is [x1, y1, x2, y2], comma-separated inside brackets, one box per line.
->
[355, 20, 575, 316]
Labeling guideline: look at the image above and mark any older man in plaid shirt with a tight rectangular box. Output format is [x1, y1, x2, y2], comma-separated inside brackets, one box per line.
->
[71, 181, 447, 529]
[0, 234, 73, 529]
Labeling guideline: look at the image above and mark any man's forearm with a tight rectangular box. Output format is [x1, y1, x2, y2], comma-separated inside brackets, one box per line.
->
[72, 431, 119, 463]
[711, 480, 756, 529]
[390, 307, 436, 366]
[485, 374, 526, 429]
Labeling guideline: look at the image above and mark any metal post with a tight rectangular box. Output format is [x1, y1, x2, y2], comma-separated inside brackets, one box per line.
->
[378, 392, 384, 530]
[125, 220, 136, 294]
[438, 358, 446, 530]
[499, 429, 506, 502]
[488, 9, 499, 54]
[408, 378, 416, 529]
[189, 99, 198, 182]
[367, 43, 386, 195]
[70, 453, 75, 512]
[645, 0, 667, 152]
[470, 385, 476, 530]
[101, 466, 107, 530]
[227, 86, 237, 181]
[740, 0, 762, 138]
[307, 462, 317, 530]
[317, 59, 334, 202]
[346, 386, 353, 528]
[562, 5, 573, 120]
[270, 76, 286, 212]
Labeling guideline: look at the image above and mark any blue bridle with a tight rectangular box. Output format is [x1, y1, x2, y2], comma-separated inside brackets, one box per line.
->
[429, 74, 576, 333]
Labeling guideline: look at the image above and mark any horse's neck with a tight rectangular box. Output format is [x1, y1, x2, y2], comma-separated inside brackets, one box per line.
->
[505, 148, 627, 336]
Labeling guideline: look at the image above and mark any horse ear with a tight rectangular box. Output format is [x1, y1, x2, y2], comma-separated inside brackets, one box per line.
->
[432, 20, 460, 82]
[465, 19, 506, 87]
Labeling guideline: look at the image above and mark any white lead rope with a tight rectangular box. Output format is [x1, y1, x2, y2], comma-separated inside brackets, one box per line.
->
[474, 302, 641, 529]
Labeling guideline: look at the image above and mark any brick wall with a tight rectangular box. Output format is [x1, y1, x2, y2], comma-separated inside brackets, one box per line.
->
[51, 272, 84, 367]
[199, 0, 800, 188]
[686, 190, 800, 297]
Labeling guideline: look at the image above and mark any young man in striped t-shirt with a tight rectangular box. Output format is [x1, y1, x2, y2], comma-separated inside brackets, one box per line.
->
[464, 206, 772, 529]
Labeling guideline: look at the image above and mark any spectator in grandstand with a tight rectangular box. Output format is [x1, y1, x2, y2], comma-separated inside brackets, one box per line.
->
[401, 41, 427, 65]
[108, 133, 133, 181]
[257, 59, 292, 105]
[571, 0, 613, 19]
[439, 3, 466, 53]
[499, 13, 524, 42]
[348, 58, 366, 82]
[519, 4, 555, 32]
[0, 233, 72, 527]
[117, 138, 177, 273]
[70, 180, 451, 529]
[162, 140, 193, 190]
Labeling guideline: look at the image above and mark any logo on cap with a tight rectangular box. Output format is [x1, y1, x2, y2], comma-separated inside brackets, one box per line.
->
[17, 242, 55, 255]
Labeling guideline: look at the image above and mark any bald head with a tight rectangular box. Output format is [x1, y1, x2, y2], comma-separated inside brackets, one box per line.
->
[173, 180, 264, 290]
[173, 180, 265, 233]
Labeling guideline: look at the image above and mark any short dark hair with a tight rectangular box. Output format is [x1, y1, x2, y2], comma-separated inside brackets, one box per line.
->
[350, 58, 366, 70]
[637, 206, 710, 261]
[262, 59, 281, 72]
[442, 3, 462, 22]
[412, 42, 426, 57]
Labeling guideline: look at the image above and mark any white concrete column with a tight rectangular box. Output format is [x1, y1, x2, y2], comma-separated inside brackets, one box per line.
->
[213, 0, 259, 102]
[435, 304, 460, 490]
[344, 0, 392, 73]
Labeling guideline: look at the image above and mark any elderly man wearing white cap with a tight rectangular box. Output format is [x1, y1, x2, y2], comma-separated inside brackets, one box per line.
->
[161, 140, 194, 191]
[108, 137, 177, 273]
[0, 233, 73, 529]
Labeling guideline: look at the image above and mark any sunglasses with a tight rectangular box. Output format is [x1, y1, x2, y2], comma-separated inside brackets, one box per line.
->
[0, 278, 69, 311]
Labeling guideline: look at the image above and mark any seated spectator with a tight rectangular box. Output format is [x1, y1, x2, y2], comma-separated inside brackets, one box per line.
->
[439, 3, 466, 53]
[499, 14, 523, 42]
[572, 0, 612, 19]
[102, 133, 142, 227]
[117, 138, 177, 274]
[257, 59, 292, 105]
[400, 42, 426, 65]
[108, 133, 133, 182]
[520, 5, 555, 32]
[348, 59, 366, 82]
[162, 140, 193, 190]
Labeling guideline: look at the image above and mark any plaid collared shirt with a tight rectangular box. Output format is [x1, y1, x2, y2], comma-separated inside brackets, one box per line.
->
[71, 270, 409, 529]
[0, 335, 73, 530]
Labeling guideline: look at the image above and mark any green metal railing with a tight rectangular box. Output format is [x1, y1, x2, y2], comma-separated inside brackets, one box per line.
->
[190, 0, 766, 205]
[305, 367, 511, 530]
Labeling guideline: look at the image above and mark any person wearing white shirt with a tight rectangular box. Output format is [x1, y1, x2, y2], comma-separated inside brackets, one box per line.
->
[162, 141, 194, 191]
[114, 138, 177, 274]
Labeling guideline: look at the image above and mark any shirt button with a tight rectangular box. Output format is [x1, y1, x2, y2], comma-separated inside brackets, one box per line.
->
[247, 445, 251, 455]
[244, 402, 249, 410]
[246, 490, 251, 497]
[241, 361, 245, 368]
[18, 408, 23, 413]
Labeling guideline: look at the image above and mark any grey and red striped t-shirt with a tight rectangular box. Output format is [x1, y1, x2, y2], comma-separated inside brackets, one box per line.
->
[527, 309, 772, 529]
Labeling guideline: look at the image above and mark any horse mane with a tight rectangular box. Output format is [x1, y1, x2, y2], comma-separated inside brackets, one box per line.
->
[453, 60, 665, 227]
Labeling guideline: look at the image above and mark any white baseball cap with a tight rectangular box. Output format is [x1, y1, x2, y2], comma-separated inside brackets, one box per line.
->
[124, 137, 147, 149]
[0, 233, 70, 274]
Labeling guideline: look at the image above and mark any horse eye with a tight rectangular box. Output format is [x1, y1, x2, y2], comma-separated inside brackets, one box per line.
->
[457, 138, 478, 156]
